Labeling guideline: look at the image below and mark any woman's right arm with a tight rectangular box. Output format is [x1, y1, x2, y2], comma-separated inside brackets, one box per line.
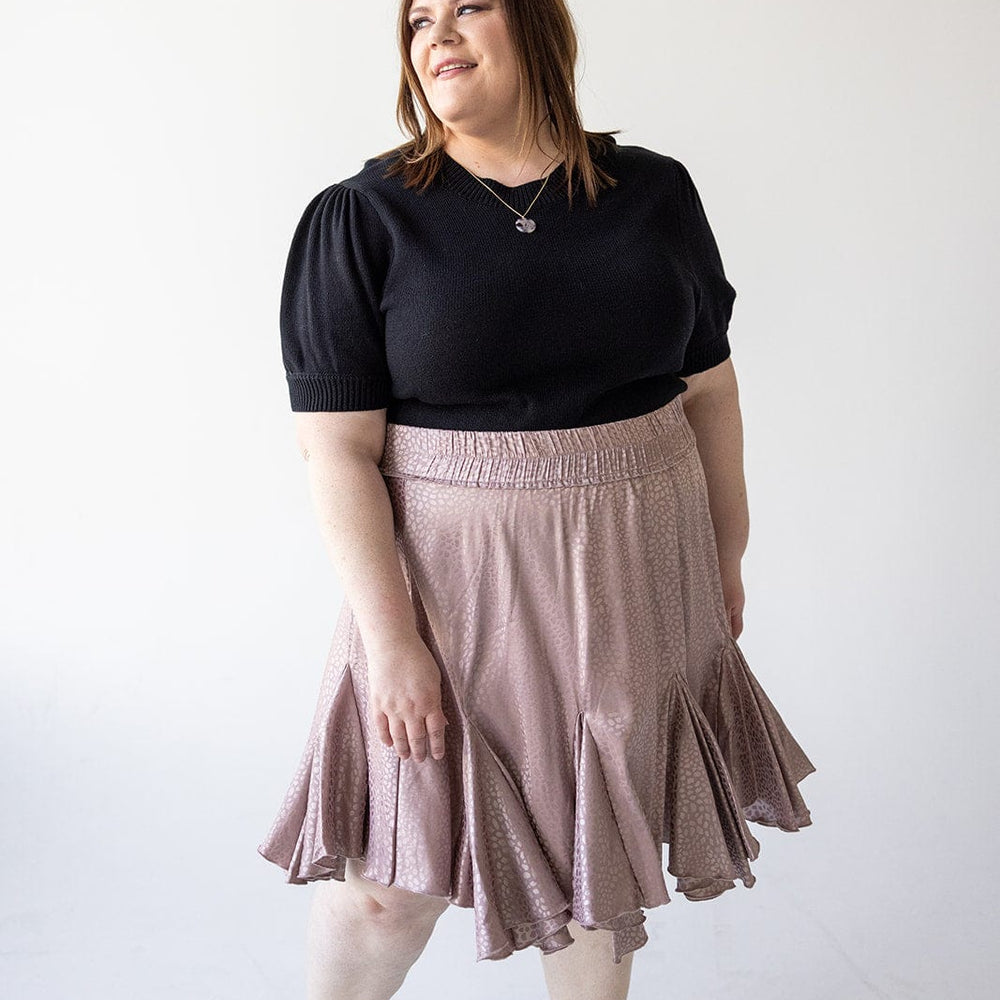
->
[293, 409, 450, 764]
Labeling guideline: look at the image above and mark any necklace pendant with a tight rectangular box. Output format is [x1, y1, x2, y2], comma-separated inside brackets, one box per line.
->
[515, 216, 536, 233]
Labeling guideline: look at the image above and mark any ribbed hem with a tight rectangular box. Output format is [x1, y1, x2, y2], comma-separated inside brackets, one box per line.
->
[676, 334, 731, 377]
[287, 372, 391, 411]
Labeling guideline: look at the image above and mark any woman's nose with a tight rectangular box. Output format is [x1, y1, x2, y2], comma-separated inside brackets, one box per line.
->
[427, 19, 458, 45]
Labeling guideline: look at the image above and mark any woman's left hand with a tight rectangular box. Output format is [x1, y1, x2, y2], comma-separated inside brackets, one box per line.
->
[719, 558, 745, 639]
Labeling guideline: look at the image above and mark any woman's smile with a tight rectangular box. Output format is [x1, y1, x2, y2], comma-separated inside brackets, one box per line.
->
[437, 65, 476, 79]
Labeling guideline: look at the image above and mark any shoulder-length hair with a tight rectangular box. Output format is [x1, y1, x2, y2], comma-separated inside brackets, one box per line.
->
[372, 0, 620, 210]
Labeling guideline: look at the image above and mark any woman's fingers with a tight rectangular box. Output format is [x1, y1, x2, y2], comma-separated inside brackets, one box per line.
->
[425, 709, 449, 761]
[374, 711, 393, 749]
[377, 710, 449, 762]
[388, 716, 412, 759]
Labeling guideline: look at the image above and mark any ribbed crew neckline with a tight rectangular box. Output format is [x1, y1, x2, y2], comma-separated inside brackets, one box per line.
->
[438, 138, 617, 208]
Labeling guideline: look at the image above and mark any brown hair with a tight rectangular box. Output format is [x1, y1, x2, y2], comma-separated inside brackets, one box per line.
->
[371, 0, 620, 210]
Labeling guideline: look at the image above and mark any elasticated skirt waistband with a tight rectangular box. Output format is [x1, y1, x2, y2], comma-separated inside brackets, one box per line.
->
[377, 395, 696, 489]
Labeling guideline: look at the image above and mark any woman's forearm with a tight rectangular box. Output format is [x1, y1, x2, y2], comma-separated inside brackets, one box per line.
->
[303, 449, 419, 657]
[681, 378, 750, 569]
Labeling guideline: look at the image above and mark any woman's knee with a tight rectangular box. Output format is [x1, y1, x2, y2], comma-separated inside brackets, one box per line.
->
[342, 858, 451, 929]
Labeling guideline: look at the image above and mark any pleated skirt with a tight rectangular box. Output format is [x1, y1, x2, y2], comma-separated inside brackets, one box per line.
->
[256, 394, 816, 965]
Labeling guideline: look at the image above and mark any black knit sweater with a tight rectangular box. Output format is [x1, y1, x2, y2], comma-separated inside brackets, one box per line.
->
[279, 136, 737, 430]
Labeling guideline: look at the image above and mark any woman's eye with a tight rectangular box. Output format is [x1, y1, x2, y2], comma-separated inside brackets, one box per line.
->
[410, 5, 481, 31]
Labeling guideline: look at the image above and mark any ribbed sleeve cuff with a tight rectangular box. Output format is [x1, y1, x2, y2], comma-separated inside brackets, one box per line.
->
[286, 373, 392, 411]
[677, 334, 731, 378]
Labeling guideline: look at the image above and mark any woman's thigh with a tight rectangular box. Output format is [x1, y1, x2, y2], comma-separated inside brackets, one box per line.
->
[339, 857, 451, 920]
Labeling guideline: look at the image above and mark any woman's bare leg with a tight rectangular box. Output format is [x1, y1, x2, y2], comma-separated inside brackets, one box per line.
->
[306, 857, 451, 1000]
[539, 918, 635, 1000]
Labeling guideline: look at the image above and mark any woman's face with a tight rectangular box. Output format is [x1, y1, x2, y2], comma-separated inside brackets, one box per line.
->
[408, 2, 520, 135]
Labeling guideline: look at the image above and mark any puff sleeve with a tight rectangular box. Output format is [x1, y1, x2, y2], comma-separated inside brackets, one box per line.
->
[672, 159, 738, 377]
[279, 183, 394, 411]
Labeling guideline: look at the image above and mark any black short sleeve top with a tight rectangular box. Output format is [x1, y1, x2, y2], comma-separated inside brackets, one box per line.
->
[279, 138, 737, 430]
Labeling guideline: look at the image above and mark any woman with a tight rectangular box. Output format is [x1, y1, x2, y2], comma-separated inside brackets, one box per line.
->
[258, 1, 816, 997]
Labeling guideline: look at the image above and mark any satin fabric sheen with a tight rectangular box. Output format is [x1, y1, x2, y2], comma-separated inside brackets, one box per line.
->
[257, 395, 816, 964]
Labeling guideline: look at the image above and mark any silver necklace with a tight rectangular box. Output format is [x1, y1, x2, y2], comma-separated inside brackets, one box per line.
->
[455, 152, 562, 233]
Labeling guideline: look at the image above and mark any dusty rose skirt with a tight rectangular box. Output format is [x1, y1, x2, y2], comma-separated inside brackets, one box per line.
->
[256, 394, 816, 965]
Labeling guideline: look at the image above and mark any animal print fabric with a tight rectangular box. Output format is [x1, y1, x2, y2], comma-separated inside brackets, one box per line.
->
[257, 395, 816, 965]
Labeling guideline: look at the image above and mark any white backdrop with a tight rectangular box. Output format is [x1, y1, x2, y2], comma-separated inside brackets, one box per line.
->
[2, 1, 998, 997]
